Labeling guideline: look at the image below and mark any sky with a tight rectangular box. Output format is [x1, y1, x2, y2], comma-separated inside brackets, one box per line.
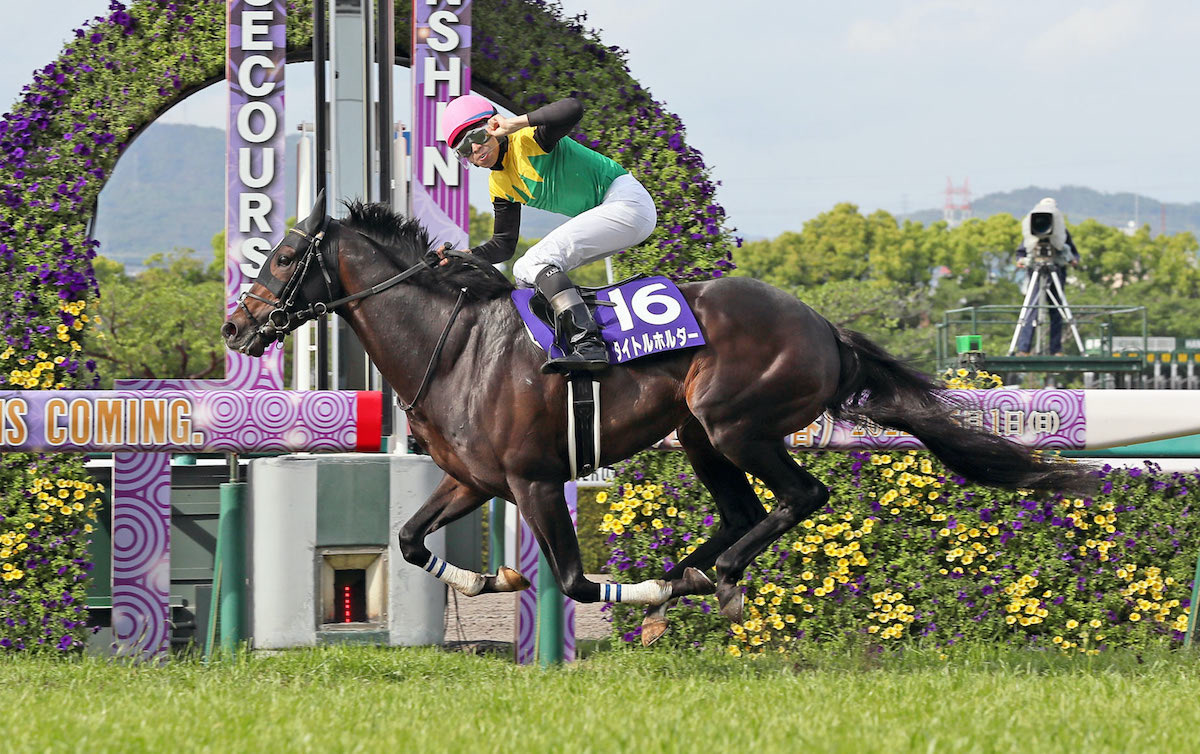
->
[2, 1, 1200, 238]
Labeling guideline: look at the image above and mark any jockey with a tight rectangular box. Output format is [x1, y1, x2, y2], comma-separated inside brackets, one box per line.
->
[440, 94, 657, 373]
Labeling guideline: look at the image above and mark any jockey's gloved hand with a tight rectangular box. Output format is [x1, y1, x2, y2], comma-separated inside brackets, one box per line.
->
[435, 241, 459, 267]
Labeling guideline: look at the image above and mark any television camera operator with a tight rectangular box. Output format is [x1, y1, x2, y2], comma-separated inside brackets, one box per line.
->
[1014, 197, 1081, 356]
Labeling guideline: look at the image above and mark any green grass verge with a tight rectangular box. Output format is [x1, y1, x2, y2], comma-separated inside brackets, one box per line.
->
[3, 645, 1200, 753]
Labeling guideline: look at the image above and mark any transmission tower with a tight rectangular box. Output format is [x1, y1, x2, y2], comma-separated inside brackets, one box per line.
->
[943, 177, 972, 227]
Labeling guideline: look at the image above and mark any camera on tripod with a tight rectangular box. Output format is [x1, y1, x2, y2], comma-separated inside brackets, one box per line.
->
[1026, 211, 1069, 267]
[1008, 198, 1084, 357]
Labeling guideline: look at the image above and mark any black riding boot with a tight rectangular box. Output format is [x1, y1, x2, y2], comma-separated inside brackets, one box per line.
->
[534, 266, 609, 374]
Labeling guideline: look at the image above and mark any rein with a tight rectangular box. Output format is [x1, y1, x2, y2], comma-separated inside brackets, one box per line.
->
[395, 286, 468, 412]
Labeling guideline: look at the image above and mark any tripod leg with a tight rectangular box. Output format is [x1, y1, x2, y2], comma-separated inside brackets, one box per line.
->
[1035, 268, 1051, 355]
[1008, 270, 1042, 356]
[1047, 269, 1086, 354]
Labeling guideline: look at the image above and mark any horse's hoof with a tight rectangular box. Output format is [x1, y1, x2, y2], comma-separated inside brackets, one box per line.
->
[641, 617, 668, 647]
[495, 566, 530, 592]
[716, 584, 744, 624]
[679, 567, 715, 596]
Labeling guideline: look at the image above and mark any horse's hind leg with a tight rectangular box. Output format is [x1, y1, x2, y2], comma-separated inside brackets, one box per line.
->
[706, 437, 830, 623]
[640, 418, 767, 645]
[511, 479, 714, 607]
[398, 474, 530, 596]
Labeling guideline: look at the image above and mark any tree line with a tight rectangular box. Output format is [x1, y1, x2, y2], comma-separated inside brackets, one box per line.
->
[732, 203, 1200, 364]
[81, 204, 1200, 385]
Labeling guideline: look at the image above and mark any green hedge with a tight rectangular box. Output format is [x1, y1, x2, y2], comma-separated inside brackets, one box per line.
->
[605, 449, 1199, 655]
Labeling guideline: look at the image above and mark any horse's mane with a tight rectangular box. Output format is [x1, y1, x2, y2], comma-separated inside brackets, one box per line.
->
[340, 201, 515, 300]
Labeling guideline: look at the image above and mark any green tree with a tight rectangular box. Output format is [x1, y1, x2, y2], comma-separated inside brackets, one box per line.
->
[936, 214, 1022, 288]
[85, 248, 225, 387]
[1070, 219, 1142, 289]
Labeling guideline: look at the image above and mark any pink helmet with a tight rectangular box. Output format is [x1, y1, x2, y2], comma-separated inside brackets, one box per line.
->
[441, 94, 497, 147]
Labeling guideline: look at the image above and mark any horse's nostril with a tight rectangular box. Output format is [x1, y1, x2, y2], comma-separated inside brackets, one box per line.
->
[221, 321, 238, 340]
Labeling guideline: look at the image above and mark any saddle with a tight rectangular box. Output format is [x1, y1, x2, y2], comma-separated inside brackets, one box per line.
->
[443, 254, 709, 480]
[436, 249, 611, 478]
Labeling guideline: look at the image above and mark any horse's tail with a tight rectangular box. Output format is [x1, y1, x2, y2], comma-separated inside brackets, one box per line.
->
[827, 325, 1093, 495]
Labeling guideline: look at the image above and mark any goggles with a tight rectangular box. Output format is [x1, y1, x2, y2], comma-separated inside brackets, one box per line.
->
[453, 126, 490, 159]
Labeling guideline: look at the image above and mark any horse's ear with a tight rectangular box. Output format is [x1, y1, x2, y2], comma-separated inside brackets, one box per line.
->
[300, 189, 326, 234]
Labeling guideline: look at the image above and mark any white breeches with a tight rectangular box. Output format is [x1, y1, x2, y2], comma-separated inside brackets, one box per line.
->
[511, 173, 657, 286]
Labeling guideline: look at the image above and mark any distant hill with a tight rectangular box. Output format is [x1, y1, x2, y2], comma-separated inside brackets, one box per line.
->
[94, 124, 301, 269]
[93, 122, 568, 269]
[95, 125, 1200, 266]
[901, 185, 1200, 236]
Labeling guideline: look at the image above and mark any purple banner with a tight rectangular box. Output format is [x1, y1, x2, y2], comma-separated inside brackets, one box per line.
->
[412, 0, 472, 248]
[657, 389, 1087, 452]
[103, 0, 290, 659]
[111, 451, 171, 661]
[226, 0, 285, 389]
[0, 390, 380, 453]
[512, 276, 706, 363]
[516, 483, 577, 664]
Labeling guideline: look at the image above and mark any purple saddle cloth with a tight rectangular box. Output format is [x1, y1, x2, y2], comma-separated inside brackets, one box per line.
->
[511, 276, 706, 364]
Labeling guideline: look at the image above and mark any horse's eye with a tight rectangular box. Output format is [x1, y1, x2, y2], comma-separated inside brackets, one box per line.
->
[277, 254, 294, 266]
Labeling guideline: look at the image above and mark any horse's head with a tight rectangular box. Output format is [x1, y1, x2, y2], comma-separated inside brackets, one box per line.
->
[221, 191, 339, 357]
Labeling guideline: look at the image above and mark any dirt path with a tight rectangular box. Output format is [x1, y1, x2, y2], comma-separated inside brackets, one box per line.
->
[442, 574, 613, 644]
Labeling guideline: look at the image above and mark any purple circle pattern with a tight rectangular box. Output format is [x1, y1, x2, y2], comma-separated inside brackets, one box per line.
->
[113, 584, 168, 654]
[248, 391, 295, 429]
[516, 519, 539, 665]
[787, 389, 1087, 451]
[112, 501, 168, 578]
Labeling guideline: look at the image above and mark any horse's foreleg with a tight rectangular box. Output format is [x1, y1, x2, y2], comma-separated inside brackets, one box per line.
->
[398, 474, 530, 596]
[513, 480, 710, 607]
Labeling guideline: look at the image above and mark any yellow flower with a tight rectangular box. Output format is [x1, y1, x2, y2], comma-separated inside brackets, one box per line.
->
[1129, 612, 1141, 622]
[595, 491, 608, 504]
[666, 506, 677, 517]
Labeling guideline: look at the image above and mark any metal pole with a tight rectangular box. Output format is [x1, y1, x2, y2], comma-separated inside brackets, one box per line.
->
[1186, 548, 1200, 647]
[376, 0, 395, 443]
[218, 482, 248, 654]
[203, 527, 223, 660]
[536, 547, 564, 666]
[314, 0, 330, 390]
[488, 498, 506, 572]
[378, 0, 394, 206]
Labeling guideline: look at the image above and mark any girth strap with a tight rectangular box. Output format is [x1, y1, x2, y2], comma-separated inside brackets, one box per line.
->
[566, 374, 600, 478]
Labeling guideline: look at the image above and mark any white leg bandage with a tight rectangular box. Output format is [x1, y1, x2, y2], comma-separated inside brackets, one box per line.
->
[422, 555, 485, 597]
[600, 579, 672, 605]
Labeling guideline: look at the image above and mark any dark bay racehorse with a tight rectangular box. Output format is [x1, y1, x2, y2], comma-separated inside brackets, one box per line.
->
[222, 199, 1092, 645]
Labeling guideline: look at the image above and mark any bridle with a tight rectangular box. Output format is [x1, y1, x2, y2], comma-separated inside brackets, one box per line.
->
[238, 218, 432, 342]
[234, 217, 467, 411]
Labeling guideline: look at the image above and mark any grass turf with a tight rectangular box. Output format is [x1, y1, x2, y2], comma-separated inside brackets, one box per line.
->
[2, 645, 1200, 753]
